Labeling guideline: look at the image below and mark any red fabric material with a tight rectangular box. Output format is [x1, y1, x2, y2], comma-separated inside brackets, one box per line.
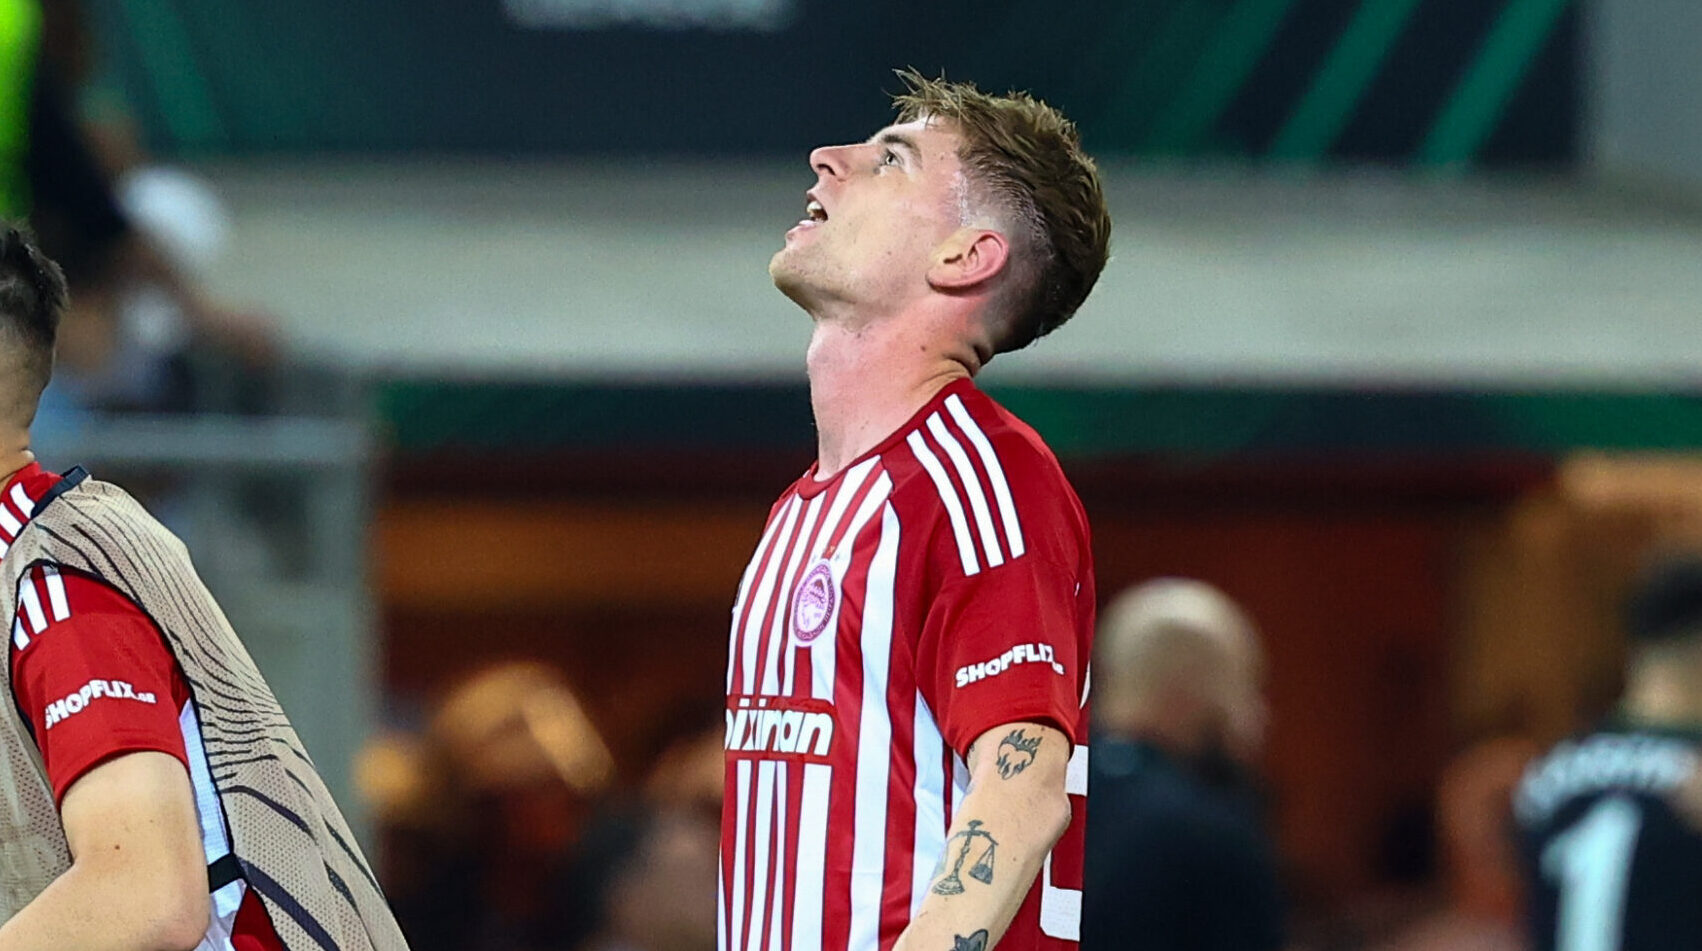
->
[720, 379, 1095, 950]
[232, 889, 288, 951]
[10, 569, 192, 800]
[918, 556, 1086, 759]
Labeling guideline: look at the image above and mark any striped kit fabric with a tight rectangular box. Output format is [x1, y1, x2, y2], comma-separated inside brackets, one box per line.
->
[720, 381, 1096, 951]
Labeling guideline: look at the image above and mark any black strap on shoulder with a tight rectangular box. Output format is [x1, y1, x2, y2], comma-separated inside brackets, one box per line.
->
[208, 853, 244, 892]
[30, 466, 89, 517]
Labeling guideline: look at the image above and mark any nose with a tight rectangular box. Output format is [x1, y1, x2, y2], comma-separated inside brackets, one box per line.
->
[809, 143, 855, 181]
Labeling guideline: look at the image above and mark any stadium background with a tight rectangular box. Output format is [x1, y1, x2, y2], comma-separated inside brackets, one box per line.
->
[23, 0, 1702, 947]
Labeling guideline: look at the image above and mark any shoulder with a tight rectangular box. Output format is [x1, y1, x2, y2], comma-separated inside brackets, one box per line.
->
[26, 479, 186, 565]
[885, 383, 1085, 540]
[10, 563, 154, 647]
[1516, 729, 1700, 829]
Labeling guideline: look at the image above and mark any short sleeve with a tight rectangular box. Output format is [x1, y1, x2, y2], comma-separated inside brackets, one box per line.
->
[902, 387, 1093, 759]
[9, 567, 189, 803]
[918, 555, 1084, 757]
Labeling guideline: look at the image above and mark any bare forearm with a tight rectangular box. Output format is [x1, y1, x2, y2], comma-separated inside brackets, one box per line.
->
[894, 726, 1072, 951]
[0, 862, 205, 951]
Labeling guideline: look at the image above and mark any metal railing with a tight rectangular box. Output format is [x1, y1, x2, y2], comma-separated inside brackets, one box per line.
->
[32, 392, 380, 842]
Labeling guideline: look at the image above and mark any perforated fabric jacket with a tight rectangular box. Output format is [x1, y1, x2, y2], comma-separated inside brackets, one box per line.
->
[0, 471, 408, 950]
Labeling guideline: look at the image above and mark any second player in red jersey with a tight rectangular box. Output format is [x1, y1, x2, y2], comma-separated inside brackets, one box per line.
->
[721, 72, 1113, 951]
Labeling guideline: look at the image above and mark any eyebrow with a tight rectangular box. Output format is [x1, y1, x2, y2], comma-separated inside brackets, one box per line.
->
[871, 131, 923, 167]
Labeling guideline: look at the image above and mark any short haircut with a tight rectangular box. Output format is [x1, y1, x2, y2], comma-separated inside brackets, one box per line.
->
[1624, 555, 1702, 646]
[0, 224, 67, 419]
[893, 70, 1112, 354]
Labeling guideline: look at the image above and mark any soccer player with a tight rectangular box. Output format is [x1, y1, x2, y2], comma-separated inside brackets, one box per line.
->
[721, 73, 1111, 951]
[1514, 555, 1702, 951]
[0, 224, 408, 949]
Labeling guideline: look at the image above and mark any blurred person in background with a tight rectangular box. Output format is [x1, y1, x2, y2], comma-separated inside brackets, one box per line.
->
[4, 0, 272, 439]
[0, 225, 405, 948]
[724, 71, 1109, 951]
[555, 807, 720, 951]
[1081, 579, 1285, 951]
[1514, 555, 1702, 951]
[375, 663, 616, 951]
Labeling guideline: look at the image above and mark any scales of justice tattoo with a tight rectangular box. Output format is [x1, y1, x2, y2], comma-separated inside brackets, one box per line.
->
[933, 820, 999, 895]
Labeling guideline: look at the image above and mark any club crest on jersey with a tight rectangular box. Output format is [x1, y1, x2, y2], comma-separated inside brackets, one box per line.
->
[791, 559, 837, 644]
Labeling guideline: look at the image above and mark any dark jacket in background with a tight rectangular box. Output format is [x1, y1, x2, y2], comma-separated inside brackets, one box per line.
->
[1083, 736, 1286, 951]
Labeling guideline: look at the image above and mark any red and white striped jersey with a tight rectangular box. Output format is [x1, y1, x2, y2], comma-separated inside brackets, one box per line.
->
[721, 379, 1095, 951]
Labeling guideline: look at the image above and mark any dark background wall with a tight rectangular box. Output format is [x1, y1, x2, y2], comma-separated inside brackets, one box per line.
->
[82, 0, 1580, 163]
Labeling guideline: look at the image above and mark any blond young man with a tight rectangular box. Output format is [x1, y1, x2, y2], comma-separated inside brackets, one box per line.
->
[720, 73, 1111, 951]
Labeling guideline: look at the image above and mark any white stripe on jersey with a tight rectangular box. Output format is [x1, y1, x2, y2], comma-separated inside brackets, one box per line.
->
[730, 500, 795, 693]
[718, 863, 728, 951]
[41, 566, 69, 622]
[9, 483, 34, 518]
[11, 616, 27, 651]
[926, 414, 1005, 569]
[761, 496, 824, 694]
[841, 473, 894, 562]
[910, 693, 947, 919]
[739, 498, 803, 695]
[0, 502, 21, 537]
[731, 759, 753, 951]
[179, 702, 246, 950]
[904, 431, 979, 576]
[767, 761, 790, 951]
[791, 762, 831, 950]
[746, 762, 778, 951]
[945, 394, 1026, 558]
[809, 473, 892, 703]
[848, 503, 901, 951]
[779, 461, 876, 697]
[820, 460, 878, 548]
[951, 753, 969, 816]
[17, 572, 47, 634]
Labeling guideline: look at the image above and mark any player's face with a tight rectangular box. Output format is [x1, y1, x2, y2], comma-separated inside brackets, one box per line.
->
[770, 116, 968, 317]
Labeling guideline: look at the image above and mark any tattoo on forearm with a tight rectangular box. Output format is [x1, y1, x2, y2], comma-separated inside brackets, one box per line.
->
[995, 729, 1042, 780]
[952, 931, 989, 951]
[932, 820, 998, 895]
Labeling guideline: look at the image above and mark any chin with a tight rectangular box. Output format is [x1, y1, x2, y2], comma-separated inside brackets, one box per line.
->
[769, 254, 814, 307]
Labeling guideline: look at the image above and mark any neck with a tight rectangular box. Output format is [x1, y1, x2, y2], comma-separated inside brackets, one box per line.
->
[0, 431, 32, 487]
[1623, 657, 1702, 726]
[804, 308, 982, 477]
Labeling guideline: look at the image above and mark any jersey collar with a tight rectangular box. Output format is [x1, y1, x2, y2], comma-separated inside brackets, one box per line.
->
[0, 463, 61, 557]
[795, 377, 980, 500]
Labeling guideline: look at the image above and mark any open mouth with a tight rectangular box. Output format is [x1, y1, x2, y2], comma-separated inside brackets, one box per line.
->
[805, 198, 827, 223]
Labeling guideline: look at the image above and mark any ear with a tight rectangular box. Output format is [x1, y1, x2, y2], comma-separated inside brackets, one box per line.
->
[927, 228, 1010, 292]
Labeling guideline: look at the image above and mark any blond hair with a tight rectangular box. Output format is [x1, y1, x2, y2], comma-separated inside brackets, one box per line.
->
[893, 70, 1111, 353]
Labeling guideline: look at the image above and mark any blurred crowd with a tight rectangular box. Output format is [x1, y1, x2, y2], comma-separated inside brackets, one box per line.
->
[358, 663, 721, 951]
[13, 0, 275, 444]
